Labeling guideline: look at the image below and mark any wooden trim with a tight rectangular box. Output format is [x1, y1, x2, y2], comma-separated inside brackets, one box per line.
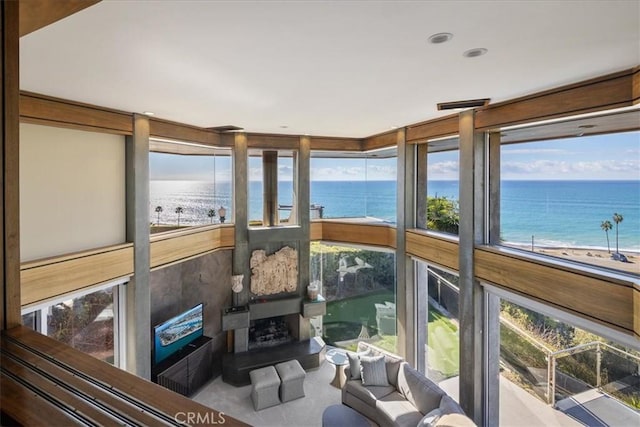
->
[475, 69, 636, 131]
[3, 0, 21, 328]
[389, 227, 397, 249]
[20, 91, 133, 135]
[474, 247, 635, 333]
[150, 225, 235, 269]
[406, 115, 459, 143]
[632, 66, 640, 105]
[362, 130, 397, 151]
[3, 326, 247, 426]
[19, 0, 101, 37]
[634, 284, 640, 339]
[310, 221, 322, 240]
[20, 244, 134, 306]
[500, 109, 640, 145]
[149, 117, 226, 147]
[405, 229, 459, 271]
[246, 133, 300, 150]
[310, 220, 396, 248]
[310, 136, 363, 151]
[1, 353, 123, 426]
[1, 373, 80, 426]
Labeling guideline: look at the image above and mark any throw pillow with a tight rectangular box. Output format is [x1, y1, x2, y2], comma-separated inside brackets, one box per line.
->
[418, 408, 443, 427]
[347, 350, 371, 380]
[360, 355, 389, 386]
[385, 359, 403, 387]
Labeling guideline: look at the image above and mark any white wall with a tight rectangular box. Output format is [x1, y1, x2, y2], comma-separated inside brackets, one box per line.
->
[20, 123, 126, 261]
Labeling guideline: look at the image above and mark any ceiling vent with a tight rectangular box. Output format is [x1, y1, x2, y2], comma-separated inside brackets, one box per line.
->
[437, 98, 490, 110]
[208, 125, 244, 132]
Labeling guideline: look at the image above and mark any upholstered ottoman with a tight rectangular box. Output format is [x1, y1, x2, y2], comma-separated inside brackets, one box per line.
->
[249, 366, 281, 410]
[275, 359, 306, 402]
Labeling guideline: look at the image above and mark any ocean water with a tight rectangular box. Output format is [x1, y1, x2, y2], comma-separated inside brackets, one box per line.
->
[150, 180, 640, 251]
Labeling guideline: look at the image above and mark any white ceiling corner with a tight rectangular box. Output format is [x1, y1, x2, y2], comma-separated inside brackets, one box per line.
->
[20, 0, 640, 138]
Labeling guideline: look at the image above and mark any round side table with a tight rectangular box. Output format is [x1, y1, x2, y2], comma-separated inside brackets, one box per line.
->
[325, 348, 349, 388]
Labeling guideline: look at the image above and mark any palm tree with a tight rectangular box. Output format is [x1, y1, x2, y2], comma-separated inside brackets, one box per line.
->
[154, 206, 163, 225]
[175, 206, 184, 226]
[600, 220, 612, 253]
[612, 213, 623, 254]
[207, 208, 216, 224]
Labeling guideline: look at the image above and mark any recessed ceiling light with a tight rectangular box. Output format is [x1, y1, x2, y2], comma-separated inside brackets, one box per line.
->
[390, 125, 398, 130]
[463, 48, 488, 58]
[577, 124, 596, 129]
[428, 32, 453, 44]
[142, 111, 155, 116]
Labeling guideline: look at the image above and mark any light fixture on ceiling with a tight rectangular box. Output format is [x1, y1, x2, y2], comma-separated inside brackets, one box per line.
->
[428, 32, 453, 44]
[437, 98, 490, 110]
[463, 48, 488, 58]
[142, 111, 155, 116]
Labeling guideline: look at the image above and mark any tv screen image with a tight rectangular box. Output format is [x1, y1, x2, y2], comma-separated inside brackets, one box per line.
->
[154, 303, 204, 365]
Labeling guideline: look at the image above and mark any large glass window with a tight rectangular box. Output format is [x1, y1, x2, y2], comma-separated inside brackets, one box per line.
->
[310, 242, 397, 353]
[310, 150, 397, 223]
[416, 261, 460, 383]
[500, 131, 639, 276]
[21, 282, 125, 366]
[249, 150, 297, 226]
[421, 138, 460, 235]
[248, 151, 264, 225]
[498, 298, 640, 424]
[149, 146, 233, 232]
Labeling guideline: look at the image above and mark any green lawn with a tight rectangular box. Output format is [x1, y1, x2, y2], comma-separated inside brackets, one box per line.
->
[427, 309, 459, 377]
[325, 294, 460, 378]
[325, 290, 395, 330]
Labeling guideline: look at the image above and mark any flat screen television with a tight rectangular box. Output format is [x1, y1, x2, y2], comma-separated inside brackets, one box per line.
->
[153, 303, 204, 365]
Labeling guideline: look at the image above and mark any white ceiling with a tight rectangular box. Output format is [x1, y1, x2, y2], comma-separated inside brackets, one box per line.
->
[20, 0, 640, 138]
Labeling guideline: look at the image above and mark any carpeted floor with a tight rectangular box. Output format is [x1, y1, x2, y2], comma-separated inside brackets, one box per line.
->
[192, 360, 343, 427]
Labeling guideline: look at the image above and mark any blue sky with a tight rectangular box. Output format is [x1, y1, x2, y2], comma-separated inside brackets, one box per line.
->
[150, 131, 639, 181]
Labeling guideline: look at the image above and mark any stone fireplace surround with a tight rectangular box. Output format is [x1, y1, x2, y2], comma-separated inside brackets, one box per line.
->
[221, 295, 326, 386]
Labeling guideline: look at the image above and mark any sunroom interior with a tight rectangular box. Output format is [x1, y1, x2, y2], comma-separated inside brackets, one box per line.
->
[1, 1, 639, 427]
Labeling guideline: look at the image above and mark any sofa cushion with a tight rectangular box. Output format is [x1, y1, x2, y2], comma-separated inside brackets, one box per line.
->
[418, 407, 444, 427]
[386, 359, 403, 388]
[439, 395, 464, 415]
[377, 392, 425, 427]
[397, 364, 445, 415]
[361, 355, 389, 386]
[355, 342, 405, 386]
[344, 379, 395, 407]
[347, 349, 372, 380]
[434, 413, 477, 427]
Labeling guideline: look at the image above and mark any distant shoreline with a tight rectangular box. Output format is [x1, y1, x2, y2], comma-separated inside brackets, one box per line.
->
[504, 241, 640, 255]
[502, 243, 639, 274]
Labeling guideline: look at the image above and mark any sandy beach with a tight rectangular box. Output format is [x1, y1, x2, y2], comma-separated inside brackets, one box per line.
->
[528, 247, 639, 275]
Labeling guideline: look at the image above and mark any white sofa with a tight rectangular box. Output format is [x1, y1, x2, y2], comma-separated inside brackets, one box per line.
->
[341, 342, 475, 427]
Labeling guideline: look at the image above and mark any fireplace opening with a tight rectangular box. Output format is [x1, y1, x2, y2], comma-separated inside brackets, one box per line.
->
[248, 316, 295, 350]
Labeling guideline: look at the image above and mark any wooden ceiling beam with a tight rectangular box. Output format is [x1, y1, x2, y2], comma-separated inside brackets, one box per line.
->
[19, 0, 101, 37]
